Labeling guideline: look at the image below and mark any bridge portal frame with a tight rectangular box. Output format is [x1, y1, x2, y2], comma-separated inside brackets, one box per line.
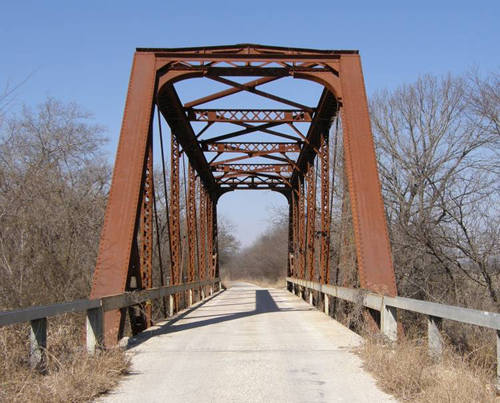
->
[89, 44, 397, 346]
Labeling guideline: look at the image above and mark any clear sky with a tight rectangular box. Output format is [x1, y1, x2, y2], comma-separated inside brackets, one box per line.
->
[1, 1, 499, 247]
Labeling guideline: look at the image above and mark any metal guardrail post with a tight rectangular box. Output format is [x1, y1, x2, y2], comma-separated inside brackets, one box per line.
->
[86, 306, 103, 354]
[381, 301, 397, 342]
[30, 318, 47, 369]
[496, 330, 500, 389]
[168, 295, 174, 316]
[428, 315, 443, 357]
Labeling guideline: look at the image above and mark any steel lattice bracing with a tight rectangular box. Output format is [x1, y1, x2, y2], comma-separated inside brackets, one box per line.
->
[89, 44, 398, 347]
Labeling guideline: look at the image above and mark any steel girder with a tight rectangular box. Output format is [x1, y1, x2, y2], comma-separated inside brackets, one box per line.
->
[90, 44, 397, 347]
[319, 132, 330, 284]
[188, 109, 313, 123]
[198, 184, 207, 281]
[187, 164, 198, 283]
[305, 162, 317, 281]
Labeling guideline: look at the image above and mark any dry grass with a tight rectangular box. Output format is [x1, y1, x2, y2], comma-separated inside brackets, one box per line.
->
[0, 318, 130, 403]
[356, 335, 497, 402]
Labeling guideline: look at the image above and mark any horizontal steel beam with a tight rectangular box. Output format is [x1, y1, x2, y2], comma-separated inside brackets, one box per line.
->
[188, 109, 313, 123]
[212, 164, 293, 173]
[202, 142, 301, 153]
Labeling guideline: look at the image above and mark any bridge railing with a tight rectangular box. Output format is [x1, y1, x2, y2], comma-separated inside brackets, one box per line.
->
[0, 278, 221, 367]
[286, 276, 500, 384]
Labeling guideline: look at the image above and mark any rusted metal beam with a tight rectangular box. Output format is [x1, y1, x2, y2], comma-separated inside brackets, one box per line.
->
[138, 140, 153, 327]
[187, 164, 198, 283]
[188, 109, 313, 123]
[305, 163, 316, 281]
[212, 164, 293, 173]
[157, 84, 219, 197]
[198, 184, 207, 281]
[90, 53, 156, 346]
[202, 142, 301, 153]
[201, 122, 284, 143]
[209, 76, 314, 112]
[291, 89, 338, 188]
[169, 133, 181, 293]
[339, 55, 397, 296]
[184, 77, 280, 108]
[319, 132, 330, 284]
[298, 178, 306, 279]
[139, 42, 355, 57]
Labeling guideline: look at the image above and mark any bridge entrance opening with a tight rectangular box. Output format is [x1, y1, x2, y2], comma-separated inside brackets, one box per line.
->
[89, 44, 397, 346]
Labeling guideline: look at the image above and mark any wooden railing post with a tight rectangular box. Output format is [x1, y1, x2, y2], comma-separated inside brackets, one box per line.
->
[381, 302, 397, 342]
[86, 306, 103, 354]
[30, 318, 47, 369]
[428, 315, 443, 357]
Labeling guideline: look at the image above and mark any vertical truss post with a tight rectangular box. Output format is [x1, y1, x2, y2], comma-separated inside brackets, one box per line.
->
[212, 200, 219, 279]
[137, 140, 153, 327]
[298, 178, 306, 279]
[319, 131, 330, 284]
[169, 133, 181, 310]
[187, 163, 198, 283]
[207, 196, 214, 279]
[198, 185, 207, 281]
[287, 194, 294, 278]
[306, 162, 317, 281]
[291, 189, 299, 277]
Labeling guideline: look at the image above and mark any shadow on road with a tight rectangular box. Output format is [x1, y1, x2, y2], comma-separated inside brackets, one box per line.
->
[126, 289, 309, 349]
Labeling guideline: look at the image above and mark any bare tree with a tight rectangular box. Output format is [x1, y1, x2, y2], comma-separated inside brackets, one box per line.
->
[370, 72, 499, 309]
[0, 98, 110, 308]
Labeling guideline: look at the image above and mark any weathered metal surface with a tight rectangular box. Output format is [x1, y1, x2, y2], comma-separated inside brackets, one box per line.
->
[187, 164, 198, 283]
[138, 141, 153, 326]
[212, 164, 293, 173]
[305, 163, 316, 281]
[90, 53, 156, 346]
[203, 142, 301, 153]
[188, 109, 313, 123]
[319, 132, 330, 284]
[298, 179, 306, 279]
[88, 44, 398, 346]
[169, 133, 181, 292]
[198, 183, 207, 281]
[338, 55, 397, 296]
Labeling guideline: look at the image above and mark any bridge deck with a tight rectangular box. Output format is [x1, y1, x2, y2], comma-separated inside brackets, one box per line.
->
[100, 282, 395, 402]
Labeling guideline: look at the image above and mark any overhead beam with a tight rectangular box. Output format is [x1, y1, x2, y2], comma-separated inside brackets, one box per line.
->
[201, 122, 284, 143]
[188, 109, 313, 123]
[208, 76, 314, 113]
[157, 84, 219, 196]
[202, 142, 301, 153]
[212, 164, 293, 173]
[184, 77, 280, 108]
[291, 90, 338, 184]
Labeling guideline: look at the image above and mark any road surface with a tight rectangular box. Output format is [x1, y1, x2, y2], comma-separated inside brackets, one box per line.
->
[99, 282, 395, 402]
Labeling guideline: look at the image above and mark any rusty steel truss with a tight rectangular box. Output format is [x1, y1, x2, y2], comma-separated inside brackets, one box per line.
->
[89, 44, 398, 346]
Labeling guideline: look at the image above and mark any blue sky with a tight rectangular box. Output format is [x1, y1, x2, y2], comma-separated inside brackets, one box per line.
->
[1, 1, 499, 247]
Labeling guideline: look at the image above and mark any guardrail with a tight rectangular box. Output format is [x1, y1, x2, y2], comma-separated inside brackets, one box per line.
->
[286, 276, 500, 384]
[0, 278, 221, 367]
